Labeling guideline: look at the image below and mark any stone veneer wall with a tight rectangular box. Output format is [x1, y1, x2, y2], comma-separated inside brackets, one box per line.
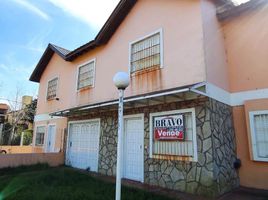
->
[209, 99, 239, 195]
[68, 97, 239, 197]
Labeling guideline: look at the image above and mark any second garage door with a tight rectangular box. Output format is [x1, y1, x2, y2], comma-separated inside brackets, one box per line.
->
[66, 120, 100, 172]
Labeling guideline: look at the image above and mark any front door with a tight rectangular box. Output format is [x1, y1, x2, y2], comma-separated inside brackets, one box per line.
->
[123, 115, 144, 182]
[46, 125, 56, 152]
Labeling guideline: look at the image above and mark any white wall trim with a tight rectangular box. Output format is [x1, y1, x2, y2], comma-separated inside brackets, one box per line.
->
[205, 83, 231, 105]
[231, 89, 268, 106]
[34, 114, 65, 122]
[204, 82, 268, 106]
[249, 110, 268, 162]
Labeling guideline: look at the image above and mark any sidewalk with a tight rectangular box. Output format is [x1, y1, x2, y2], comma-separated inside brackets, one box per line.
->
[82, 169, 268, 200]
[219, 187, 268, 200]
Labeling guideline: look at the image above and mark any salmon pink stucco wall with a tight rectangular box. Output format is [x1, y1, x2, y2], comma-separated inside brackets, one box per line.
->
[33, 118, 67, 153]
[233, 100, 268, 190]
[0, 153, 64, 169]
[36, 0, 206, 115]
[223, 4, 268, 93]
[201, 0, 229, 91]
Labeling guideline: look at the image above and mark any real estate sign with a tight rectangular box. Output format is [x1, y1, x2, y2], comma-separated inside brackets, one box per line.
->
[154, 114, 184, 141]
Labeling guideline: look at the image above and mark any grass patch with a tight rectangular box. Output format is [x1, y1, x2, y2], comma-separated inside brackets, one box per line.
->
[0, 163, 50, 177]
[0, 166, 174, 200]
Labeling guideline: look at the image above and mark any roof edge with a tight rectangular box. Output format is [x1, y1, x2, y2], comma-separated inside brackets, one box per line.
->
[29, 43, 69, 82]
[65, 0, 137, 61]
[217, 0, 268, 21]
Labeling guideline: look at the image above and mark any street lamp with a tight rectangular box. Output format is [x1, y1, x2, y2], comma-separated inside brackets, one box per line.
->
[113, 72, 130, 200]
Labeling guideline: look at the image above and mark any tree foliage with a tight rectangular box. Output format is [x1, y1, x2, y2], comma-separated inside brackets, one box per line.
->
[0, 98, 37, 145]
[22, 98, 37, 123]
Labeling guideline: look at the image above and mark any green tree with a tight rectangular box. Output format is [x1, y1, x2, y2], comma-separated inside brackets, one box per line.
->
[22, 98, 37, 123]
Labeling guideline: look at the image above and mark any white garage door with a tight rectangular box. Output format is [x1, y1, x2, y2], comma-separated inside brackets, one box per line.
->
[66, 120, 100, 172]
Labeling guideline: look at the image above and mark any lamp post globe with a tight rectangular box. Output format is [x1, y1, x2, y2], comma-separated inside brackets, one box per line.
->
[113, 72, 130, 90]
[113, 71, 129, 200]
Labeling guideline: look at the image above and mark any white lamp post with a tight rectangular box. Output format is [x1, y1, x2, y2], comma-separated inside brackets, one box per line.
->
[113, 72, 130, 200]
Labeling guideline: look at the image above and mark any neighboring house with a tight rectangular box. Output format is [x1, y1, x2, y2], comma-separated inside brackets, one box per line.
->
[29, 0, 268, 197]
[0, 103, 9, 144]
[0, 103, 9, 124]
[6, 95, 33, 130]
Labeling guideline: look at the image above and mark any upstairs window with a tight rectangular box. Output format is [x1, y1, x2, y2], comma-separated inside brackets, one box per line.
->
[130, 30, 162, 73]
[47, 77, 58, 100]
[35, 126, 45, 146]
[77, 60, 95, 90]
[249, 111, 268, 162]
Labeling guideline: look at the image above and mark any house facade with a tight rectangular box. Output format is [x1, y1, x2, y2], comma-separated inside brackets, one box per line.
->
[29, 0, 268, 197]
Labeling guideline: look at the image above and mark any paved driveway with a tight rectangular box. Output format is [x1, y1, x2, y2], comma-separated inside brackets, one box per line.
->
[218, 188, 268, 200]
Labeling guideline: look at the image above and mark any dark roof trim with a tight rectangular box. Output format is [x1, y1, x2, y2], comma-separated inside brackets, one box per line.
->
[65, 40, 97, 61]
[217, 0, 268, 21]
[30, 0, 137, 82]
[29, 43, 70, 82]
[66, 0, 137, 61]
[30, 0, 255, 83]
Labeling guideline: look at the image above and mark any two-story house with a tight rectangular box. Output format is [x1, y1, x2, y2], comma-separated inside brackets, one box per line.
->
[29, 0, 268, 197]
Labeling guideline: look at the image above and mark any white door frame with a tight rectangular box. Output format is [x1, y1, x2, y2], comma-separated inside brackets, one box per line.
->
[123, 113, 144, 182]
[46, 124, 56, 153]
[66, 119, 101, 170]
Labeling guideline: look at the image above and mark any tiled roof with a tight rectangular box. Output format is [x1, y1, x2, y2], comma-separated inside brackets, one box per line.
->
[50, 44, 71, 56]
[217, 0, 268, 20]
[29, 43, 71, 82]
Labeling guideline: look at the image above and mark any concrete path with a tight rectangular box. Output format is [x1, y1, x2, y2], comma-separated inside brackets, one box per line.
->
[218, 187, 268, 200]
[80, 169, 268, 200]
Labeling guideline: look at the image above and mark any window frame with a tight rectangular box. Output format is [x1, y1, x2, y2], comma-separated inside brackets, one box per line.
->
[35, 125, 46, 146]
[249, 110, 268, 162]
[46, 76, 59, 101]
[149, 108, 197, 162]
[128, 28, 164, 75]
[76, 58, 96, 91]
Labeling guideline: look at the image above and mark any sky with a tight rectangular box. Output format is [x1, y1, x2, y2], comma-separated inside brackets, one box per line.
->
[0, 0, 120, 105]
[0, 0, 248, 105]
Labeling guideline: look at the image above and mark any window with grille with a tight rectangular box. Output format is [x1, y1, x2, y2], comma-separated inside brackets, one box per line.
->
[149, 108, 197, 162]
[47, 77, 58, 100]
[130, 31, 162, 73]
[35, 126, 45, 146]
[249, 111, 268, 162]
[77, 60, 95, 90]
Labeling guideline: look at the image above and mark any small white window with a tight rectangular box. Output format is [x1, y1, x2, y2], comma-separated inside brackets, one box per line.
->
[149, 108, 197, 162]
[249, 110, 268, 162]
[47, 77, 58, 100]
[77, 60, 95, 90]
[130, 30, 163, 73]
[35, 126, 45, 146]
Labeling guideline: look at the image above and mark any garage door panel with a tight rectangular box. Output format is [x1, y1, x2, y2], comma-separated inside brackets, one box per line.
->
[67, 120, 100, 172]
